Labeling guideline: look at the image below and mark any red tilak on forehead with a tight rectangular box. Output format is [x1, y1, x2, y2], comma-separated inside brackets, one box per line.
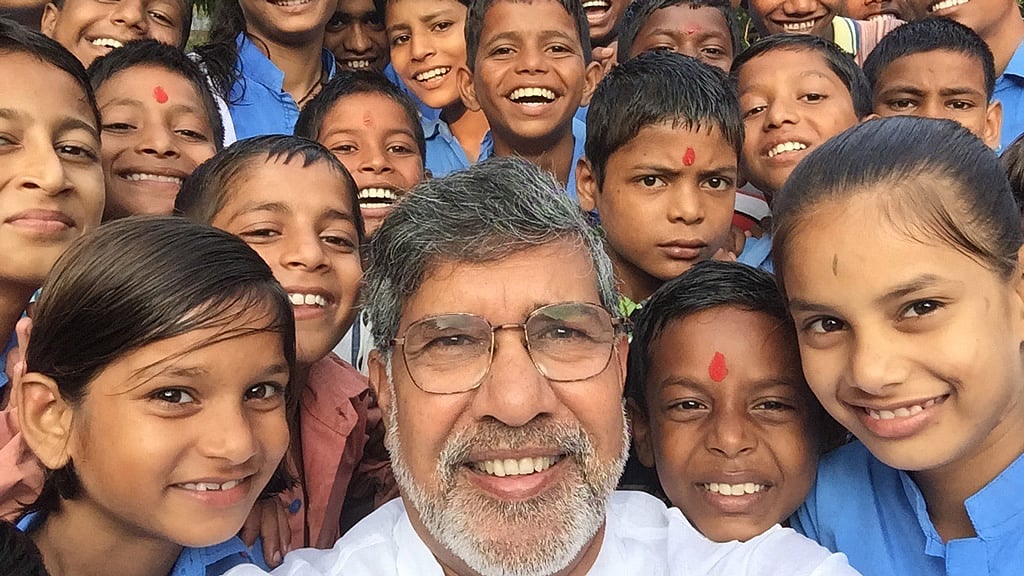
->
[686, 26, 700, 35]
[153, 86, 168, 104]
[709, 352, 728, 382]
[683, 147, 696, 166]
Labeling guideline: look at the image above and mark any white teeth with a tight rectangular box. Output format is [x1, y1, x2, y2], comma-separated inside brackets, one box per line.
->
[782, 20, 817, 33]
[509, 87, 557, 104]
[582, 0, 610, 9]
[415, 67, 451, 82]
[929, 0, 968, 11]
[766, 141, 808, 158]
[92, 38, 124, 49]
[345, 60, 371, 69]
[288, 293, 328, 307]
[179, 480, 241, 492]
[473, 456, 561, 477]
[868, 13, 896, 21]
[705, 482, 765, 495]
[270, 0, 312, 6]
[124, 173, 183, 185]
[867, 398, 941, 420]
[358, 188, 398, 201]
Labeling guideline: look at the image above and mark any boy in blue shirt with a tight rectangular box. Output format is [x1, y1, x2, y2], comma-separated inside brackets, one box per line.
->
[576, 51, 741, 309]
[458, 0, 601, 199]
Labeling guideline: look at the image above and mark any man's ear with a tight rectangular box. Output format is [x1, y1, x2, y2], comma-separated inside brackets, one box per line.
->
[457, 67, 481, 112]
[575, 156, 600, 213]
[18, 372, 73, 471]
[625, 397, 655, 468]
[40, 3, 61, 38]
[368, 350, 392, 421]
[580, 60, 603, 108]
[984, 100, 1003, 151]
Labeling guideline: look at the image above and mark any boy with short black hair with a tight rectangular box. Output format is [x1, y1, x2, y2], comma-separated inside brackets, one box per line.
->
[88, 39, 224, 220]
[40, 0, 192, 66]
[458, 0, 601, 199]
[325, 0, 389, 73]
[577, 50, 741, 308]
[731, 34, 871, 201]
[907, 0, 1024, 149]
[616, 0, 739, 72]
[627, 260, 842, 543]
[863, 18, 1001, 149]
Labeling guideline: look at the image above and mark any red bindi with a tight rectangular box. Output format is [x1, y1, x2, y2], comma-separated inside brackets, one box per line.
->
[153, 86, 168, 104]
[709, 352, 728, 382]
[683, 147, 696, 166]
[685, 27, 700, 35]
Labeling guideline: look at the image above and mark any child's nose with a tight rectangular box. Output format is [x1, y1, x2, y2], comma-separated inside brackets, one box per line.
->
[110, 0, 148, 32]
[782, 0, 819, 15]
[346, 25, 373, 53]
[135, 124, 179, 159]
[705, 409, 758, 458]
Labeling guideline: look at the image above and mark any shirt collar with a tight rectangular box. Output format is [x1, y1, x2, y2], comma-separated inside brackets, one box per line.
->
[234, 33, 337, 91]
[1002, 39, 1024, 79]
[899, 450, 1024, 545]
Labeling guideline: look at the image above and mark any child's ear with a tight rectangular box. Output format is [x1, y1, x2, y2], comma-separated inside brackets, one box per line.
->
[457, 67, 481, 112]
[40, 3, 61, 38]
[575, 156, 599, 213]
[626, 397, 656, 468]
[17, 372, 74, 471]
[580, 61, 603, 108]
[984, 100, 1003, 151]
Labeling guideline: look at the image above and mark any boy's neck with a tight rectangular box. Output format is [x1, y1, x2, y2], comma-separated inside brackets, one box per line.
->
[609, 249, 663, 305]
[911, 411, 1024, 542]
[443, 104, 490, 164]
[489, 124, 577, 189]
[33, 503, 182, 576]
[982, 14, 1024, 76]
[246, 30, 326, 106]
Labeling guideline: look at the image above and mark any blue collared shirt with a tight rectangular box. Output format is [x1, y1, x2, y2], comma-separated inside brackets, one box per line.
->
[479, 117, 587, 201]
[17, 513, 263, 576]
[227, 34, 336, 140]
[736, 232, 774, 273]
[792, 441, 1024, 575]
[422, 116, 474, 177]
[996, 40, 1024, 151]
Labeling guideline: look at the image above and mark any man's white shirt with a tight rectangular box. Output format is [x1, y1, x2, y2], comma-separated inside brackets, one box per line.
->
[226, 491, 860, 576]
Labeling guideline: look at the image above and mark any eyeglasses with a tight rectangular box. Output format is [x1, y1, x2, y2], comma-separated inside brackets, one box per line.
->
[390, 302, 626, 395]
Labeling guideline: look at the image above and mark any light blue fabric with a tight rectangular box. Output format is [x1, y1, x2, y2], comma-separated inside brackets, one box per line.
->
[996, 40, 1024, 151]
[422, 116, 474, 177]
[17, 512, 265, 576]
[479, 117, 587, 201]
[793, 441, 1024, 576]
[227, 34, 336, 140]
[736, 232, 773, 273]
[0, 332, 16, 390]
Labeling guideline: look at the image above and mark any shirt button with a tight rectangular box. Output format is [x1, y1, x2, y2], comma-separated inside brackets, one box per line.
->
[288, 499, 302, 514]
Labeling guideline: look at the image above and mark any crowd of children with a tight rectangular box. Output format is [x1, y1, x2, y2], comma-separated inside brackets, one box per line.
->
[1, 0, 1024, 573]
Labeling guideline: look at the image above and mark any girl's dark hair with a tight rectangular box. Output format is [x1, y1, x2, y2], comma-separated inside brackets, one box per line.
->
[192, 0, 247, 102]
[0, 520, 49, 576]
[0, 17, 99, 129]
[731, 33, 873, 119]
[88, 39, 226, 150]
[175, 135, 365, 245]
[295, 70, 427, 163]
[774, 116, 1024, 297]
[23, 216, 297, 515]
[1002, 132, 1024, 215]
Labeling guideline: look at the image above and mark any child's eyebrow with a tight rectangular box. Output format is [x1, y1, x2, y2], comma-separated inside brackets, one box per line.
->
[0, 108, 99, 140]
[643, 27, 729, 41]
[874, 273, 962, 306]
[231, 201, 291, 217]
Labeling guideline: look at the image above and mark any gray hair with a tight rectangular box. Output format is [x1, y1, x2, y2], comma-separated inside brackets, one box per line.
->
[363, 157, 621, 357]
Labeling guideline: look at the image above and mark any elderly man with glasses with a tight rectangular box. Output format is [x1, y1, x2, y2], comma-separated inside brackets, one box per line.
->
[226, 158, 859, 576]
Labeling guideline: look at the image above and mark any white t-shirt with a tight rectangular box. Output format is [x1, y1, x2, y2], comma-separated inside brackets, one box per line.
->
[225, 491, 860, 576]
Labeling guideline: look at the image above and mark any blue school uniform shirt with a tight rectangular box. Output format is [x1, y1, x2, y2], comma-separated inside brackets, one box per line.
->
[792, 440, 1024, 576]
[17, 513, 265, 576]
[422, 116, 478, 177]
[736, 232, 774, 273]
[996, 40, 1024, 151]
[227, 34, 336, 140]
[478, 117, 587, 201]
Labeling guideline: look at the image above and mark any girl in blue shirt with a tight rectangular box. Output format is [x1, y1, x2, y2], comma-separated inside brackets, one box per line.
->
[774, 116, 1024, 575]
[193, 0, 337, 140]
[15, 217, 296, 576]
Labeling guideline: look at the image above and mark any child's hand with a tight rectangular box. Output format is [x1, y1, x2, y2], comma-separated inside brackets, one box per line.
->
[240, 497, 291, 568]
[712, 247, 738, 262]
[727, 224, 749, 259]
